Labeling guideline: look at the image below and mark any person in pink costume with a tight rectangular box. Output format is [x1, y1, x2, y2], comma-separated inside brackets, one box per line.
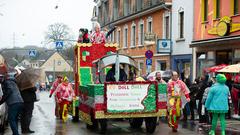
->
[167, 71, 190, 132]
[55, 76, 75, 119]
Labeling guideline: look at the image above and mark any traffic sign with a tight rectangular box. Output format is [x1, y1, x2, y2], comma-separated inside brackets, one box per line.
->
[56, 41, 64, 49]
[145, 50, 153, 59]
[146, 59, 152, 65]
[29, 50, 36, 57]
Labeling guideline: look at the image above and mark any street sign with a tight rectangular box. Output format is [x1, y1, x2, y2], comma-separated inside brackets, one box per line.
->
[145, 50, 153, 59]
[146, 58, 152, 65]
[56, 41, 64, 49]
[29, 50, 36, 57]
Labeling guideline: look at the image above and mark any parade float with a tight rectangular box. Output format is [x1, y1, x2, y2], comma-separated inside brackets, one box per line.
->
[71, 41, 168, 133]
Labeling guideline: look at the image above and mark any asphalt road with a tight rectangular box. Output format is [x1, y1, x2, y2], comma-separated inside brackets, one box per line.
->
[3, 91, 240, 135]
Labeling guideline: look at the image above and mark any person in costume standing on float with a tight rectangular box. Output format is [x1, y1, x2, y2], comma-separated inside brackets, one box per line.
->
[167, 71, 190, 132]
[90, 22, 106, 44]
[205, 74, 230, 135]
[49, 75, 63, 118]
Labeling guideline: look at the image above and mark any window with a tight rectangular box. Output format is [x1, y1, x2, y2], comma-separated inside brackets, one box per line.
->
[123, 0, 130, 16]
[110, 31, 115, 43]
[202, 0, 208, 21]
[138, 20, 144, 46]
[215, 0, 220, 18]
[113, 0, 119, 20]
[58, 61, 61, 65]
[156, 60, 167, 71]
[123, 26, 128, 48]
[131, 23, 136, 47]
[234, 0, 239, 15]
[136, 0, 143, 11]
[179, 11, 184, 38]
[117, 30, 121, 45]
[165, 15, 170, 39]
[138, 61, 144, 76]
[104, 1, 109, 24]
[147, 17, 153, 33]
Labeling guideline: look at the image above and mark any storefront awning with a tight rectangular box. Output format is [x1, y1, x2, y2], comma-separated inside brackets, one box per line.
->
[190, 35, 240, 48]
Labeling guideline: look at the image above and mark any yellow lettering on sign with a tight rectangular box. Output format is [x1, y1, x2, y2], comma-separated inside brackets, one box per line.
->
[217, 21, 228, 36]
[231, 24, 240, 33]
[208, 27, 217, 35]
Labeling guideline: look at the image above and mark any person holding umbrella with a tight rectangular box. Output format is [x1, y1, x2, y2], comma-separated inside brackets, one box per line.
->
[0, 57, 24, 135]
[49, 75, 63, 118]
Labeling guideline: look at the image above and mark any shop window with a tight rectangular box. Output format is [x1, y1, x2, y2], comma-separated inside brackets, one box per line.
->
[179, 11, 184, 39]
[202, 0, 208, 21]
[234, 49, 240, 58]
[156, 60, 166, 71]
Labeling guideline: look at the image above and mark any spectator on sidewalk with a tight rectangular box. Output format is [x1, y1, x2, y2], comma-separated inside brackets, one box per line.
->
[20, 86, 37, 134]
[205, 74, 230, 135]
[188, 78, 200, 120]
[196, 74, 210, 124]
[0, 71, 24, 135]
[231, 75, 240, 119]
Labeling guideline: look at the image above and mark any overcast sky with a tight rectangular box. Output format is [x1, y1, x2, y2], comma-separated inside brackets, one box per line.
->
[0, 0, 95, 49]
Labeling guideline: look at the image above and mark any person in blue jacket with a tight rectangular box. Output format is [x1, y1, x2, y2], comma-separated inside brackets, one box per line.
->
[205, 74, 229, 135]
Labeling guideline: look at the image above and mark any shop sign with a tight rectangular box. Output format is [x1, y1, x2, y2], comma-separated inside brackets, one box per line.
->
[208, 16, 240, 37]
[144, 33, 156, 45]
[157, 39, 171, 53]
[106, 83, 156, 113]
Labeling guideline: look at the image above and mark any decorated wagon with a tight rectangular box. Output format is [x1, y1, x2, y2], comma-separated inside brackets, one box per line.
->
[72, 43, 168, 133]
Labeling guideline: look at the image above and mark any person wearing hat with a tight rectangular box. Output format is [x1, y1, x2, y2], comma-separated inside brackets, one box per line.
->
[205, 74, 230, 135]
[55, 76, 74, 120]
[49, 75, 63, 118]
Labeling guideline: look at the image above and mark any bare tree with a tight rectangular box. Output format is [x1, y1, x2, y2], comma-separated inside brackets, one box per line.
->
[44, 23, 75, 48]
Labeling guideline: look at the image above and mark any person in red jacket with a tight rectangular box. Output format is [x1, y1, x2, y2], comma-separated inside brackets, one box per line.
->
[167, 71, 190, 132]
[55, 76, 75, 120]
[49, 75, 62, 118]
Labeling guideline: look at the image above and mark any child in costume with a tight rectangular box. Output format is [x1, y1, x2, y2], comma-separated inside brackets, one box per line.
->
[55, 76, 75, 119]
[205, 74, 230, 135]
[167, 71, 190, 132]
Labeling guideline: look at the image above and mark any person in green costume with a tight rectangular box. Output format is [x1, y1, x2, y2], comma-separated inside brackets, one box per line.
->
[205, 74, 230, 135]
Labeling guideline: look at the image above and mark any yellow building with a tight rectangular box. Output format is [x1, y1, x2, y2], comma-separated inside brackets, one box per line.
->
[40, 52, 73, 83]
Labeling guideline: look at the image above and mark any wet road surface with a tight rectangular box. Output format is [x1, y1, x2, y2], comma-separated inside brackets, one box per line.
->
[3, 91, 240, 135]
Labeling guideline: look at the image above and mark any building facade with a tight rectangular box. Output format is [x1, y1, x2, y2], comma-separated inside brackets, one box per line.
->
[191, 0, 240, 78]
[171, 0, 193, 79]
[40, 52, 73, 83]
[95, 0, 172, 76]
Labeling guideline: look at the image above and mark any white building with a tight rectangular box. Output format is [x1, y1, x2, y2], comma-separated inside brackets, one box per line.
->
[171, 0, 193, 80]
